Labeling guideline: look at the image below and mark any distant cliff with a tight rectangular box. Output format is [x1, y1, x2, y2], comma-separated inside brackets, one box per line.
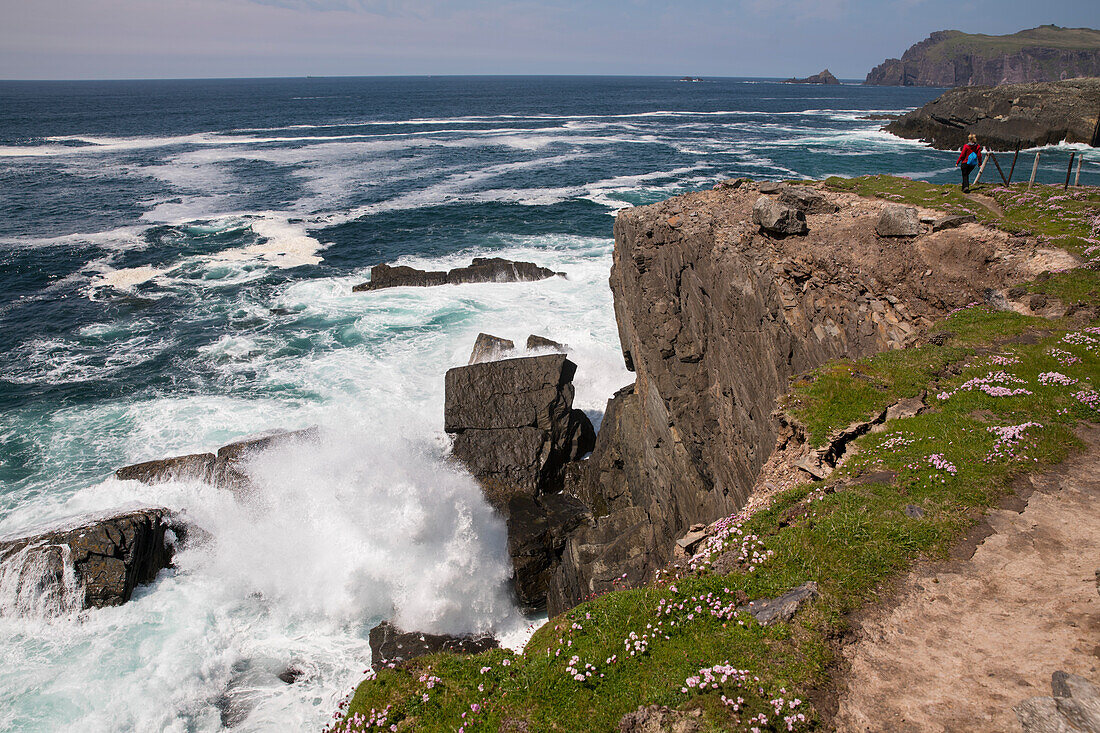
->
[865, 26, 1100, 87]
[885, 78, 1100, 150]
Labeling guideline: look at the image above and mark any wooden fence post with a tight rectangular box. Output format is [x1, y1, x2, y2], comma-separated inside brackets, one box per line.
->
[973, 155, 990, 185]
[1075, 155, 1083, 187]
[990, 152, 1008, 186]
[1065, 152, 1076, 190]
[1028, 151, 1041, 189]
[1007, 144, 1020, 184]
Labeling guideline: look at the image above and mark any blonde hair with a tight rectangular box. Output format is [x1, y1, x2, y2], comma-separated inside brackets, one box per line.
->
[968, 133, 978, 143]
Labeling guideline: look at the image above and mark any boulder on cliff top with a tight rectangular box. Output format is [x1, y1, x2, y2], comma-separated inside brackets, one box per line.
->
[0, 508, 175, 613]
[469, 333, 515, 364]
[354, 257, 564, 292]
[368, 621, 498, 672]
[779, 186, 840, 214]
[752, 195, 808, 236]
[875, 205, 922, 237]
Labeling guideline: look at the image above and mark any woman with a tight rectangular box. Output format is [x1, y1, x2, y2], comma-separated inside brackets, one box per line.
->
[956, 133, 983, 193]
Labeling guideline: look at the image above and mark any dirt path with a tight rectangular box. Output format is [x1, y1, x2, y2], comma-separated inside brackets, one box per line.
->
[964, 191, 1004, 217]
[833, 426, 1100, 732]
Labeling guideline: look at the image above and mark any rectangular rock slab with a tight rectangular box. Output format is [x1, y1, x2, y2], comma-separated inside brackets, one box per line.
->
[444, 354, 577, 432]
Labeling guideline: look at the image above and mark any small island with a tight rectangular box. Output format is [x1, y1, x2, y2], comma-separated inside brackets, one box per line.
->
[783, 68, 840, 85]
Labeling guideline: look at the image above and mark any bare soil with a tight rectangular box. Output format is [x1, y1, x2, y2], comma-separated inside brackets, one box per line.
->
[833, 426, 1100, 732]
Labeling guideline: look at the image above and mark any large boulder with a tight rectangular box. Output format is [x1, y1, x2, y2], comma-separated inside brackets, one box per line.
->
[445, 354, 595, 503]
[368, 621, 498, 672]
[875, 205, 922, 237]
[0, 508, 175, 614]
[779, 186, 840, 214]
[116, 453, 215, 484]
[526, 334, 566, 353]
[752, 196, 808, 236]
[469, 333, 515, 364]
[354, 258, 565, 292]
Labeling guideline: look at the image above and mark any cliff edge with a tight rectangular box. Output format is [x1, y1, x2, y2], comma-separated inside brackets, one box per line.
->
[865, 26, 1100, 87]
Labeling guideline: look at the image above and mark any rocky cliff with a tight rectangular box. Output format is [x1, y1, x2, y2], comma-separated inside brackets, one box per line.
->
[548, 181, 1052, 614]
[884, 78, 1100, 150]
[865, 26, 1100, 87]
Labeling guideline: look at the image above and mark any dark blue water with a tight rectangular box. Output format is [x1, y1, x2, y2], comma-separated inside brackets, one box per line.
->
[1, 76, 1090, 732]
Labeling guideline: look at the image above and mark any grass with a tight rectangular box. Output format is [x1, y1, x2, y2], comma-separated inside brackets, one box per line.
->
[920, 26, 1100, 61]
[331, 178, 1100, 732]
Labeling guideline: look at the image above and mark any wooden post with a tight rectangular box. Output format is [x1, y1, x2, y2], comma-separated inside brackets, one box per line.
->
[990, 151, 1008, 186]
[1028, 150, 1041, 189]
[1075, 155, 1083, 187]
[1065, 152, 1076, 190]
[1007, 143, 1020, 184]
[973, 155, 990, 185]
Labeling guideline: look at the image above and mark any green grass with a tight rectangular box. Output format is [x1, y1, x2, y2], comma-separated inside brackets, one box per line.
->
[920, 26, 1100, 61]
[331, 178, 1100, 732]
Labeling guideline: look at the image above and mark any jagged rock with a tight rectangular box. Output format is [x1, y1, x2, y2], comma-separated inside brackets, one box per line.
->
[779, 186, 839, 214]
[445, 354, 595, 502]
[368, 621, 498, 671]
[1017, 697, 1076, 733]
[469, 333, 515, 364]
[353, 258, 564, 292]
[752, 196, 808, 236]
[619, 705, 703, 733]
[526, 334, 566, 352]
[933, 214, 977, 232]
[1017, 671, 1100, 733]
[0, 508, 175, 612]
[507, 493, 592, 608]
[214, 427, 319, 492]
[277, 665, 305, 684]
[783, 69, 840, 85]
[757, 181, 785, 194]
[115, 453, 216, 484]
[875, 205, 922, 237]
[884, 78, 1100, 150]
[714, 177, 749, 190]
[739, 581, 819, 625]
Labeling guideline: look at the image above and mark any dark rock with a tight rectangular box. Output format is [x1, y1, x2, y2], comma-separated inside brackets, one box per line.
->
[779, 186, 840, 214]
[277, 665, 305, 684]
[752, 196, 808, 236]
[1008, 287, 1029, 300]
[1030, 294, 1050, 311]
[526, 334, 566, 352]
[739, 581, 819, 625]
[883, 78, 1100, 151]
[469, 333, 515, 364]
[445, 355, 594, 502]
[447, 257, 563, 285]
[352, 263, 448, 292]
[927, 331, 955, 346]
[507, 493, 592, 608]
[368, 621, 498, 672]
[865, 27, 1100, 87]
[783, 68, 841, 85]
[214, 427, 319, 492]
[619, 705, 704, 733]
[876, 205, 922, 237]
[116, 453, 216, 484]
[0, 508, 175, 612]
[904, 504, 926, 519]
[932, 214, 977, 232]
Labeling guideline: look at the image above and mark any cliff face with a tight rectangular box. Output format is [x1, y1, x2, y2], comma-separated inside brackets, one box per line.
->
[865, 26, 1100, 87]
[884, 78, 1100, 150]
[548, 183, 1047, 614]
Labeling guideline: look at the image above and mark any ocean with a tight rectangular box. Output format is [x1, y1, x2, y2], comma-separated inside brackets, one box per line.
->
[0, 76, 1093, 732]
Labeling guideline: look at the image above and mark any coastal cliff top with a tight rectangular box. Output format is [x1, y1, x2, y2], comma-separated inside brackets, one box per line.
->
[918, 26, 1100, 61]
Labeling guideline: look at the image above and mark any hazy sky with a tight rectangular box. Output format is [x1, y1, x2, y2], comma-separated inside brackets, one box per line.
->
[1, 0, 1097, 80]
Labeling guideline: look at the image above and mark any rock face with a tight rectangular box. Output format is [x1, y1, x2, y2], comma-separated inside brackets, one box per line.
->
[469, 333, 515, 364]
[876, 205, 923, 237]
[884, 77, 1100, 150]
[783, 69, 840, 85]
[445, 354, 595, 503]
[115, 453, 215, 484]
[752, 196, 808, 237]
[445, 354, 596, 608]
[1016, 671, 1100, 733]
[864, 26, 1100, 87]
[368, 621, 498, 672]
[353, 257, 564, 292]
[0, 508, 174, 614]
[547, 183, 1041, 614]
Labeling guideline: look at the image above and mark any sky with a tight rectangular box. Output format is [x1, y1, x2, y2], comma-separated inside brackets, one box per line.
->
[1, 0, 1097, 80]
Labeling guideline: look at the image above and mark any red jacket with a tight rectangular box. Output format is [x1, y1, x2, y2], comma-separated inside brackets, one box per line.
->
[957, 143, 983, 166]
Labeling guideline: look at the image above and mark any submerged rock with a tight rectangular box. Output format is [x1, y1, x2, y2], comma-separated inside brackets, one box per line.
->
[354, 257, 564, 292]
[116, 453, 215, 484]
[0, 508, 175, 613]
[368, 621, 498, 671]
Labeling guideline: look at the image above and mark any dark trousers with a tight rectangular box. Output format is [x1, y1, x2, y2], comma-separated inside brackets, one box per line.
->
[960, 163, 975, 191]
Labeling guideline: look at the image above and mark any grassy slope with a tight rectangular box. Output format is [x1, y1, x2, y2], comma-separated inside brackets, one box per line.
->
[331, 179, 1100, 732]
[921, 25, 1100, 62]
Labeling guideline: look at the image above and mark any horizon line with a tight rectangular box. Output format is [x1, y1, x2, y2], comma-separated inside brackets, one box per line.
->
[0, 73, 873, 84]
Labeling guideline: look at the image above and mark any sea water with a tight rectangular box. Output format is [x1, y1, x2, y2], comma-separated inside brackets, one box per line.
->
[1, 76, 1094, 732]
